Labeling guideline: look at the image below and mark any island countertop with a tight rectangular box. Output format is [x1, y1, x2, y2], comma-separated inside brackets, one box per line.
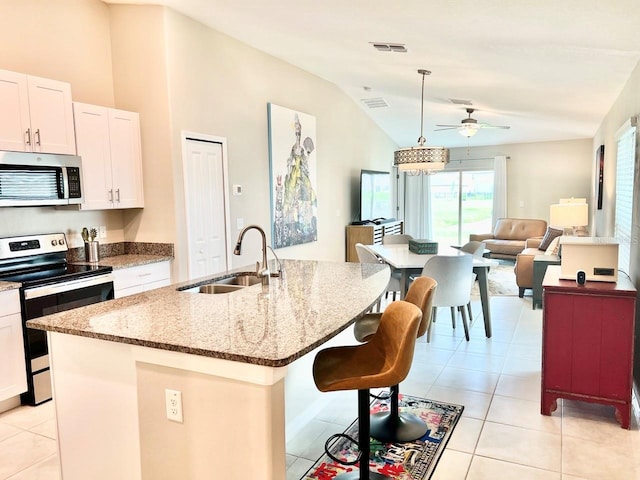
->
[27, 259, 389, 367]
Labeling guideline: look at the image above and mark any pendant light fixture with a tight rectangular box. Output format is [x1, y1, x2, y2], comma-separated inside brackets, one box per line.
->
[393, 69, 449, 175]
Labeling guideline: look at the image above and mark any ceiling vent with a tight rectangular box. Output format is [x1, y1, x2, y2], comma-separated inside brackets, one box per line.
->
[361, 97, 389, 108]
[371, 43, 407, 53]
[449, 98, 473, 106]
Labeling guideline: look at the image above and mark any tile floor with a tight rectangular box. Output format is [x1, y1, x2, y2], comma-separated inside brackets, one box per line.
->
[1, 296, 639, 479]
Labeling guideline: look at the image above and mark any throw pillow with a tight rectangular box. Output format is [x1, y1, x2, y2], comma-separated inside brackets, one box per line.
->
[539, 227, 563, 251]
[544, 236, 560, 256]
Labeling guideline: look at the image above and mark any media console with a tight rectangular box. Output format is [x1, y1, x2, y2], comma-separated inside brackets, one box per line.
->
[345, 220, 403, 262]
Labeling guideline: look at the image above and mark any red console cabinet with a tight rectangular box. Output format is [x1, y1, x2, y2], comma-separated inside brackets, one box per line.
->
[541, 266, 636, 428]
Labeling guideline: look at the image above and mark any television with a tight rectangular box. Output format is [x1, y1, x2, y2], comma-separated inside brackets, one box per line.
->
[360, 169, 392, 222]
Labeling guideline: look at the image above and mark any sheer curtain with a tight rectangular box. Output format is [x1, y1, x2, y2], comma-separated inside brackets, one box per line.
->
[403, 174, 432, 239]
[492, 155, 507, 225]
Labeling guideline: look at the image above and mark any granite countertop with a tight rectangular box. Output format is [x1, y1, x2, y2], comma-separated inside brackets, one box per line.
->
[0, 281, 20, 293]
[27, 259, 390, 367]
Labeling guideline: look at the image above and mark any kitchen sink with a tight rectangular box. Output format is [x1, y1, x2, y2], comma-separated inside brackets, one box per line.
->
[198, 284, 244, 294]
[178, 272, 263, 295]
[213, 272, 263, 286]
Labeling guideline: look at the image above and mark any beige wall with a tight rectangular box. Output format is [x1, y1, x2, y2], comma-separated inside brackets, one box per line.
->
[449, 139, 593, 224]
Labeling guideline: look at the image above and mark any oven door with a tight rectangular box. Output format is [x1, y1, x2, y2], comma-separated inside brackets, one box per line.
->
[21, 273, 114, 405]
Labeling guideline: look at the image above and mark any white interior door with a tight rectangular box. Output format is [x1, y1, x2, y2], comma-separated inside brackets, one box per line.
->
[183, 137, 229, 279]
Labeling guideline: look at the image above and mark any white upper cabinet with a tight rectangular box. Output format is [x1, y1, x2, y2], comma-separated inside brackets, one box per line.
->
[73, 102, 144, 210]
[0, 69, 76, 154]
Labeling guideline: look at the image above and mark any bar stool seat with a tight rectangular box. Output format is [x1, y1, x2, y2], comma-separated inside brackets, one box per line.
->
[352, 277, 437, 443]
[313, 301, 422, 480]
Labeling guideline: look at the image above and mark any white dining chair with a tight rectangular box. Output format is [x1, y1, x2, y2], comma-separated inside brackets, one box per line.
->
[381, 234, 413, 245]
[419, 254, 474, 341]
[355, 243, 402, 310]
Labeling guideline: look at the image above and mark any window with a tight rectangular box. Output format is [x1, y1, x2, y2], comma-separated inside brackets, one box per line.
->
[403, 158, 495, 245]
[614, 118, 636, 273]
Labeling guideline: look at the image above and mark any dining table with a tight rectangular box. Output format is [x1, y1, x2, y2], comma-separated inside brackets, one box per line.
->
[368, 244, 498, 338]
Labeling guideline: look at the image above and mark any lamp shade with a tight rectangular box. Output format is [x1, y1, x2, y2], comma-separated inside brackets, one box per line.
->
[394, 146, 449, 172]
[549, 203, 588, 227]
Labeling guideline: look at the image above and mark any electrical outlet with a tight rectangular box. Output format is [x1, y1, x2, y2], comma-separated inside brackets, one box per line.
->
[98, 226, 107, 239]
[165, 389, 183, 423]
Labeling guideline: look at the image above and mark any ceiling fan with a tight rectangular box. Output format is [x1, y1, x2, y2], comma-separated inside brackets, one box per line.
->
[436, 108, 510, 138]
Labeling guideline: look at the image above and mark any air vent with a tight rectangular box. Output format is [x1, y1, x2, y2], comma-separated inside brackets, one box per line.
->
[449, 98, 473, 106]
[361, 97, 389, 109]
[371, 43, 407, 53]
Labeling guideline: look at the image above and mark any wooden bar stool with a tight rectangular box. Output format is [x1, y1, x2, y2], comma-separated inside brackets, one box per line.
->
[313, 301, 422, 480]
[352, 277, 437, 443]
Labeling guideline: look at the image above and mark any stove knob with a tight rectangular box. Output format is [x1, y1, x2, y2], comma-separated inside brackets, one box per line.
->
[51, 239, 58, 246]
[58, 238, 65, 245]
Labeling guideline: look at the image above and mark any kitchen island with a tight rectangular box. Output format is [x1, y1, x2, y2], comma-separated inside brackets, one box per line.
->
[27, 259, 389, 479]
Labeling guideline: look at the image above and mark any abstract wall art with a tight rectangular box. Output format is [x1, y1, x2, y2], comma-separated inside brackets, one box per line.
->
[268, 103, 317, 248]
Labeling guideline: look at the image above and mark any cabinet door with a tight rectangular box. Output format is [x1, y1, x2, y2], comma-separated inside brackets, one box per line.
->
[74, 102, 114, 210]
[0, 70, 30, 152]
[109, 109, 144, 208]
[27, 75, 76, 154]
[113, 262, 171, 299]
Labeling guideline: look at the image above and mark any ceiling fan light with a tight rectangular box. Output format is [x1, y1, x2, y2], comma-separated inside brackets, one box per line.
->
[459, 124, 479, 138]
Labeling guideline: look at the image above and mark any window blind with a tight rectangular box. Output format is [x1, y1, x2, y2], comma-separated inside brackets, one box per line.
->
[614, 120, 636, 273]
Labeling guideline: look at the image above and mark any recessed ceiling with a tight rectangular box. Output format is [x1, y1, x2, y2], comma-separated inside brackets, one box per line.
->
[103, 0, 640, 149]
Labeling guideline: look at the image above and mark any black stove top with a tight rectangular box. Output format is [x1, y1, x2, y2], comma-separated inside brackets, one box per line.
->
[0, 263, 113, 288]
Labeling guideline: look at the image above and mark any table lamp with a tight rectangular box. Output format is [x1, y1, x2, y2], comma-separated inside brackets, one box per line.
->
[549, 201, 588, 235]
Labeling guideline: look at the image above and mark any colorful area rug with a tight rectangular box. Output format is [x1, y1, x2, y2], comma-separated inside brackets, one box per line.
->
[301, 395, 464, 480]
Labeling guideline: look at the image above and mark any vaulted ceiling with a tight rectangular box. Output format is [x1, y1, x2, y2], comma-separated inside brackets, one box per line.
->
[104, 0, 640, 148]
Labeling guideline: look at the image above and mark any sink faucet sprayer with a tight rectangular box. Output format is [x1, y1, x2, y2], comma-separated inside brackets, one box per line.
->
[234, 225, 272, 286]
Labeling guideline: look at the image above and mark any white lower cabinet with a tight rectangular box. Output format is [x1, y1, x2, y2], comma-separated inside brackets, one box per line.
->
[113, 261, 171, 299]
[0, 289, 27, 402]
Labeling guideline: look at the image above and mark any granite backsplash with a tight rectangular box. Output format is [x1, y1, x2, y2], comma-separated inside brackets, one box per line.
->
[67, 242, 174, 263]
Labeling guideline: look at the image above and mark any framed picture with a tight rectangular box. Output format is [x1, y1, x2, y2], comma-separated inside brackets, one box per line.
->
[596, 144, 604, 210]
[268, 103, 317, 248]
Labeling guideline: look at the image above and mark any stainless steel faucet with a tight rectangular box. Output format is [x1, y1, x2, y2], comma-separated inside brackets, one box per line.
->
[234, 225, 270, 285]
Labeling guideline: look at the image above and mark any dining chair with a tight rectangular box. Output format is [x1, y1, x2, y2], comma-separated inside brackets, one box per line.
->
[381, 234, 413, 245]
[459, 241, 486, 321]
[419, 254, 474, 341]
[355, 243, 402, 309]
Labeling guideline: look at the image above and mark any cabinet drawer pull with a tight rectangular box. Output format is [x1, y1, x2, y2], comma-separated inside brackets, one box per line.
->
[34, 129, 41, 145]
[109, 189, 113, 202]
[25, 128, 31, 145]
[116, 188, 120, 202]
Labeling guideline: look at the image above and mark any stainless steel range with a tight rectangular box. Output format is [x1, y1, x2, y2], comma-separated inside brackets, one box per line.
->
[0, 233, 114, 405]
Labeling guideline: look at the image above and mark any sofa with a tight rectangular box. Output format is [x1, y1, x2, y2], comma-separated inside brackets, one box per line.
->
[514, 236, 561, 298]
[469, 218, 548, 260]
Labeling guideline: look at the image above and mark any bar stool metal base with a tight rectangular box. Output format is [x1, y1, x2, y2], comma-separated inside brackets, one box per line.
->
[370, 410, 428, 443]
[369, 384, 428, 443]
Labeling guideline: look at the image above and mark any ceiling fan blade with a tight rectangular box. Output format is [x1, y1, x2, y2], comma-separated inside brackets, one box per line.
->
[478, 124, 510, 130]
[434, 127, 459, 131]
[435, 124, 460, 128]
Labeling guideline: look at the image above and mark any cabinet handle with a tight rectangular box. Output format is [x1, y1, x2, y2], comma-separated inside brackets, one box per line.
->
[116, 188, 120, 202]
[34, 129, 41, 146]
[25, 128, 31, 146]
[109, 189, 113, 202]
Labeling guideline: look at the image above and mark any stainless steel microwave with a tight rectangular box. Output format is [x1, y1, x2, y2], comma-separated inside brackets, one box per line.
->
[0, 152, 83, 207]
